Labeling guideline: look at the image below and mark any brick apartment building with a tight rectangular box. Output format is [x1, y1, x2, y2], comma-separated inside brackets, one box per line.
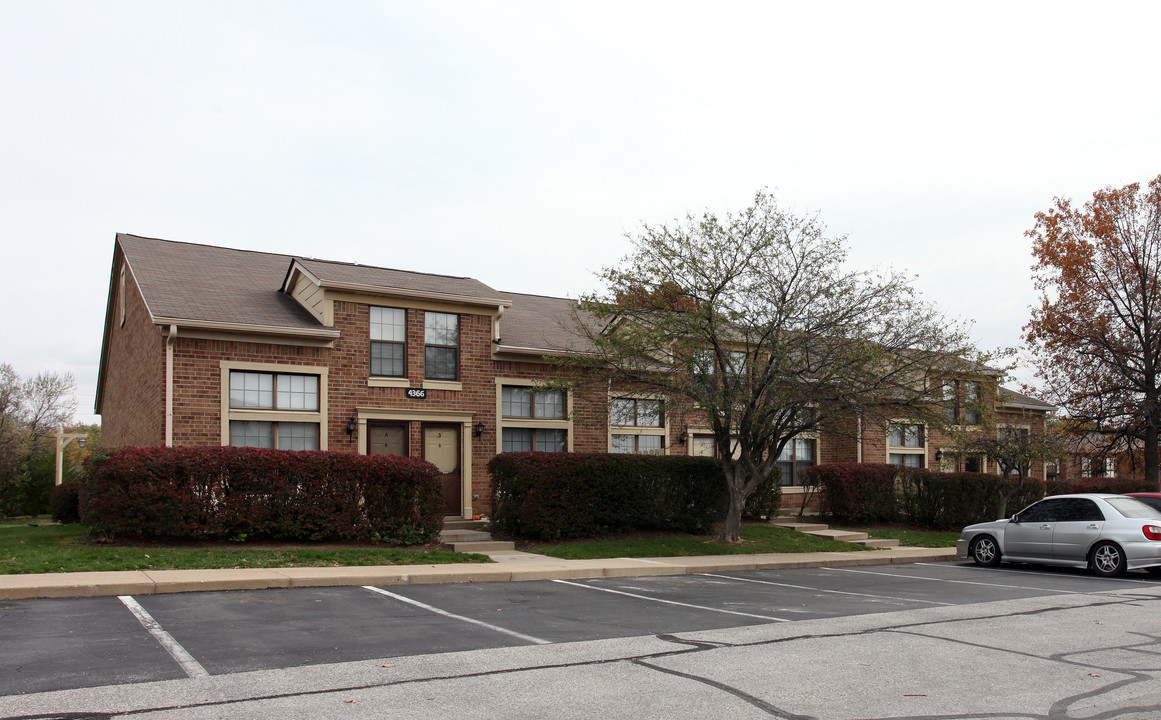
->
[96, 234, 1055, 519]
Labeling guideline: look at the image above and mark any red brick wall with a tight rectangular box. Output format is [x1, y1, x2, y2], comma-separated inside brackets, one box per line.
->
[170, 337, 330, 447]
[99, 263, 165, 447]
[130, 285, 1059, 517]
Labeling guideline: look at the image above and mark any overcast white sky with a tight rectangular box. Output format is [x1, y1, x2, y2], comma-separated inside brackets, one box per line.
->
[2, 1, 1159, 425]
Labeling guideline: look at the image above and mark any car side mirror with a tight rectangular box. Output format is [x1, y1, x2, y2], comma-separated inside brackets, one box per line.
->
[1010, 514, 1021, 523]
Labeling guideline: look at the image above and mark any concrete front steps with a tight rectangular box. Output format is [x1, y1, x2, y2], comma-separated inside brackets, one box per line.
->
[771, 517, 900, 549]
[439, 518, 515, 554]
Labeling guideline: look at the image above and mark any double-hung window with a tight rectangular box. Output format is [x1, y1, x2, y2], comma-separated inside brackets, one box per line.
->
[228, 371, 321, 450]
[499, 385, 567, 452]
[370, 306, 406, 377]
[942, 381, 958, 423]
[610, 397, 666, 455]
[425, 312, 459, 381]
[887, 422, 925, 468]
[778, 438, 817, 486]
[964, 381, 981, 425]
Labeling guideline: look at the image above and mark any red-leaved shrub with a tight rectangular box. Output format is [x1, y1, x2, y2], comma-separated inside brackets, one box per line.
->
[80, 446, 442, 544]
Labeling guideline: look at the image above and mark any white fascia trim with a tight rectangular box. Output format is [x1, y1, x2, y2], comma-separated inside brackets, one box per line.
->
[153, 317, 340, 340]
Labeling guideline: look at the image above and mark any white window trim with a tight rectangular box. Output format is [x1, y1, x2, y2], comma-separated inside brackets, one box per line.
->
[220, 361, 329, 450]
[495, 378, 573, 453]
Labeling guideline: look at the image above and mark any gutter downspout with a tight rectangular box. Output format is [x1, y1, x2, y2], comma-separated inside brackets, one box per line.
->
[166, 324, 176, 447]
[856, 411, 863, 464]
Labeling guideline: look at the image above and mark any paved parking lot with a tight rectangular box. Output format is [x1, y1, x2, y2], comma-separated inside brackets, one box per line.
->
[4, 559, 1160, 699]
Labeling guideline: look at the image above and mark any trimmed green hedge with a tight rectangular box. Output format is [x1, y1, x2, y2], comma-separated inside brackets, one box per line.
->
[809, 463, 1048, 529]
[899, 470, 1045, 529]
[810, 463, 900, 524]
[489, 453, 728, 540]
[80, 446, 443, 544]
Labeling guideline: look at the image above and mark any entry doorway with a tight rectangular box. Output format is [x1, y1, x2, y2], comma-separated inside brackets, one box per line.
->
[423, 424, 462, 516]
[367, 422, 408, 457]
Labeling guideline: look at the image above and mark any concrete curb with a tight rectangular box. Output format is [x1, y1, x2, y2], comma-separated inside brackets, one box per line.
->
[0, 547, 957, 600]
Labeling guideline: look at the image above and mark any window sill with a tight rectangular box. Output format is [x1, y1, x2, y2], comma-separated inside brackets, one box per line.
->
[368, 377, 410, 388]
[422, 380, 463, 392]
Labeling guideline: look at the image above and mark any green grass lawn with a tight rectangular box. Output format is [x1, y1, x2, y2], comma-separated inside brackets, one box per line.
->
[858, 527, 960, 548]
[0, 519, 490, 575]
[535, 524, 873, 560]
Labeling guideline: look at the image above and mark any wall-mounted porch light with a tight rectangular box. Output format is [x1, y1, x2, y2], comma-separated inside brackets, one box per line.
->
[679, 429, 689, 445]
[473, 421, 485, 438]
[346, 416, 358, 437]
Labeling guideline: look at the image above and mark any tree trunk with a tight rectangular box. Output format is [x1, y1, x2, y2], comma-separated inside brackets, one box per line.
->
[1145, 420, 1160, 490]
[717, 487, 745, 543]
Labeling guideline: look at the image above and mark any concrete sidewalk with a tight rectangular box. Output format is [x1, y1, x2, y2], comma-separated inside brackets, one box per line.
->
[0, 546, 957, 600]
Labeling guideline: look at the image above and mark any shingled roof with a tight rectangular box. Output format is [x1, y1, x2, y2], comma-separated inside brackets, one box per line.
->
[999, 386, 1056, 411]
[117, 233, 325, 332]
[117, 234, 509, 332]
[289, 257, 506, 306]
[496, 291, 595, 355]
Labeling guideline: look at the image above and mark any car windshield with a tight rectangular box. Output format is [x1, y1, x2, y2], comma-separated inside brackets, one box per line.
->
[1105, 496, 1161, 519]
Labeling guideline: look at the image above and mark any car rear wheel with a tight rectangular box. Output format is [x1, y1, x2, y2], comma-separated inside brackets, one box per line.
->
[1090, 541, 1127, 577]
[970, 535, 1001, 567]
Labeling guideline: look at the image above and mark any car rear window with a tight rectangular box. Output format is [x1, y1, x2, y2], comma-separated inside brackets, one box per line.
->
[1105, 497, 1161, 519]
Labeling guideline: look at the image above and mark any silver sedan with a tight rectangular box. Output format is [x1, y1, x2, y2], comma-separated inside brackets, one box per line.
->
[956, 493, 1161, 577]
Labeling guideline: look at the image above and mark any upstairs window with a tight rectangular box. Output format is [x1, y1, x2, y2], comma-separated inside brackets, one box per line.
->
[370, 306, 406, 377]
[611, 398, 663, 427]
[425, 312, 459, 380]
[942, 381, 958, 423]
[964, 381, 981, 425]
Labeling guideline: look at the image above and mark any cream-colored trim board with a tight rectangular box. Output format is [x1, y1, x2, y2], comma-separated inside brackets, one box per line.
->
[494, 378, 575, 453]
[219, 361, 329, 450]
[368, 377, 410, 388]
[422, 380, 463, 391]
[328, 289, 509, 316]
[291, 274, 327, 324]
[175, 328, 335, 348]
[355, 410, 476, 519]
[155, 316, 340, 340]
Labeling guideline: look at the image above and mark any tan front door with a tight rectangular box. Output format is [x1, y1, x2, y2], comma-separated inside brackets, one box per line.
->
[368, 423, 408, 457]
[424, 425, 461, 516]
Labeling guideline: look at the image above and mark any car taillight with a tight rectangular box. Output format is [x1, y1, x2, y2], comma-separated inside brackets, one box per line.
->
[1143, 525, 1161, 541]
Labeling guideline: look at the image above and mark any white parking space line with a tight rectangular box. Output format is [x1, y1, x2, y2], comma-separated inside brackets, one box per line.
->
[118, 596, 209, 678]
[552, 579, 791, 621]
[828, 567, 1082, 594]
[918, 562, 1161, 585]
[363, 586, 551, 645]
[699, 573, 954, 606]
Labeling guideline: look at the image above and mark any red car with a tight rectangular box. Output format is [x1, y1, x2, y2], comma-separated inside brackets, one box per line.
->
[1125, 492, 1161, 514]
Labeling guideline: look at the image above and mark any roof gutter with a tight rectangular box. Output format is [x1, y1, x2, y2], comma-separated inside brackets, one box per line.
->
[318, 279, 513, 311]
[165, 325, 176, 447]
[151, 316, 341, 340]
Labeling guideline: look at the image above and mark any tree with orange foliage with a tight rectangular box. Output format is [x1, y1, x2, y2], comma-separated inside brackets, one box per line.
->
[1025, 175, 1161, 488]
